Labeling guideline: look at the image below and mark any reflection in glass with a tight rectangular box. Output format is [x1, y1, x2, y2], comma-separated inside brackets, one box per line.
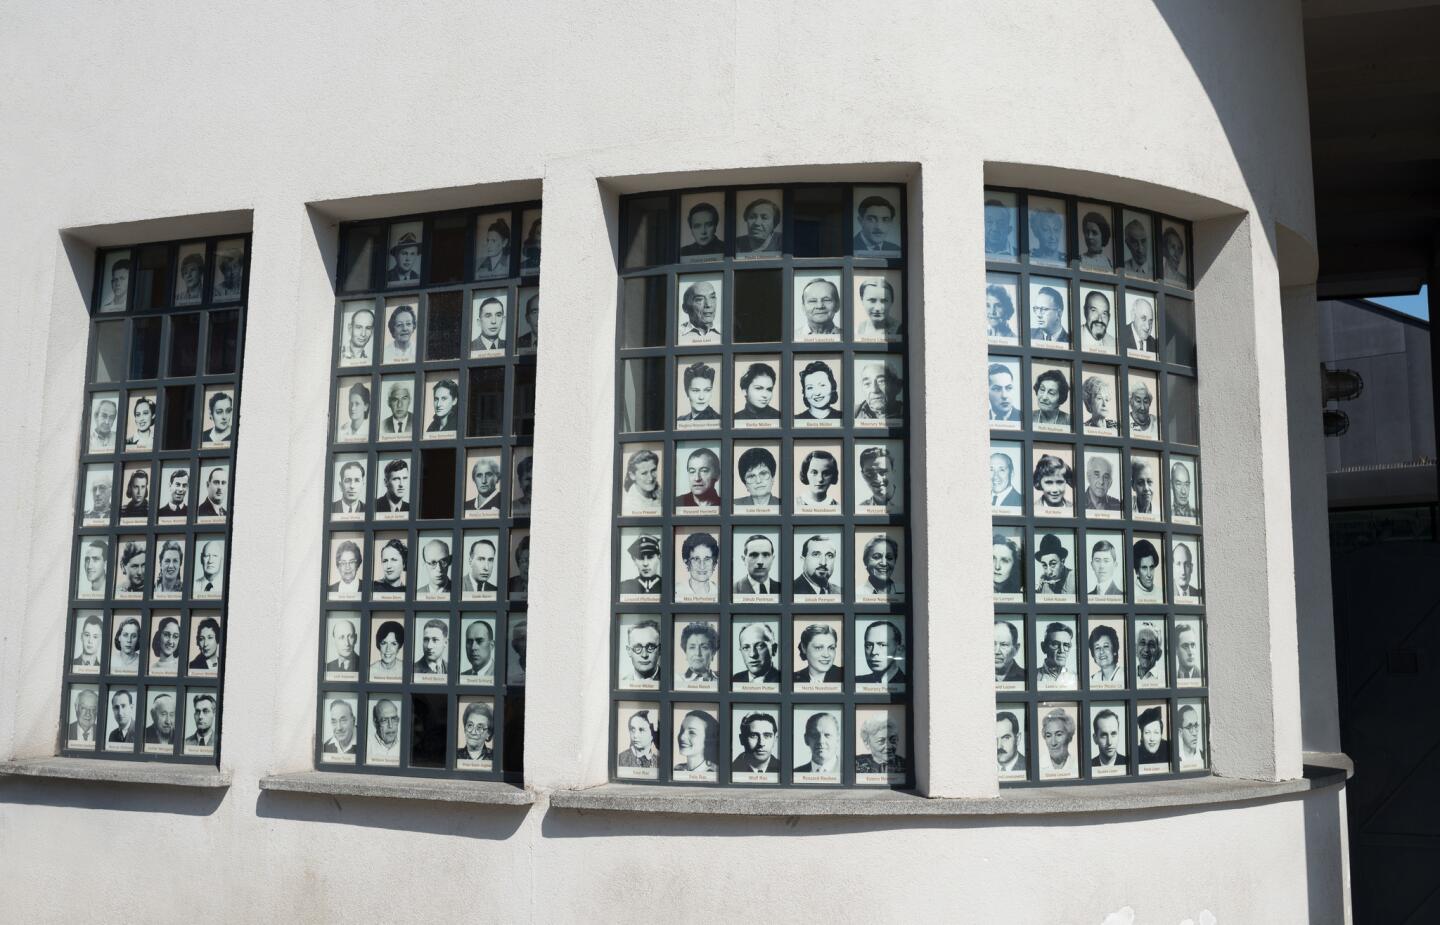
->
[429, 214, 467, 285]
[513, 364, 536, 437]
[409, 692, 448, 768]
[622, 276, 667, 348]
[1167, 375, 1200, 446]
[621, 358, 665, 433]
[467, 365, 505, 437]
[342, 224, 382, 292]
[168, 314, 200, 377]
[129, 316, 163, 380]
[1164, 298, 1197, 368]
[419, 448, 457, 520]
[134, 245, 168, 312]
[733, 269, 783, 343]
[623, 195, 672, 269]
[92, 322, 125, 383]
[426, 290, 462, 361]
[161, 385, 195, 451]
[792, 187, 845, 258]
[207, 310, 240, 374]
[503, 694, 525, 771]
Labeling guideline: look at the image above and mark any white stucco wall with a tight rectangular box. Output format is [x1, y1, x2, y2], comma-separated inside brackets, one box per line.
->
[0, 1, 1347, 922]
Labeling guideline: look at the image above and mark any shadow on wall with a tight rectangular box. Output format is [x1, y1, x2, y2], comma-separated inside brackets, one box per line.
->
[0, 776, 228, 817]
[254, 790, 529, 840]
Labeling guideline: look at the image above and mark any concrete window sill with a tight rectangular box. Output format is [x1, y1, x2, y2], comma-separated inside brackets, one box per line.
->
[0, 756, 231, 789]
[259, 770, 533, 806]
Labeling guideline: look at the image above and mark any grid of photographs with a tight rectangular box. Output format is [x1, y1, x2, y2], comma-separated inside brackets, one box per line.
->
[986, 189, 1208, 785]
[614, 184, 912, 787]
[316, 203, 540, 780]
[62, 234, 249, 763]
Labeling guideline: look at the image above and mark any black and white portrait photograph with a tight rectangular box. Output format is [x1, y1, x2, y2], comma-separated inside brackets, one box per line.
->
[1127, 369, 1161, 440]
[124, 390, 157, 453]
[1134, 618, 1166, 688]
[1032, 444, 1075, 516]
[674, 441, 722, 512]
[1088, 620, 1126, 691]
[1030, 361, 1072, 434]
[615, 702, 661, 779]
[793, 356, 843, 428]
[81, 464, 113, 526]
[148, 613, 182, 676]
[368, 454, 407, 520]
[412, 615, 450, 683]
[989, 442, 1023, 514]
[793, 619, 843, 692]
[1078, 203, 1115, 272]
[1033, 530, 1077, 603]
[508, 530, 530, 599]
[152, 535, 186, 600]
[731, 707, 781, 783]
[212, 238, 245, 302]
[378, 375, 414, 441]
[994, 617, 1025, 691]
[1121, 210, 1153, 278]
[673, 528, 720, 604]
[339, 300, 376, 367]
[469, 290, 508, 357]
[201, 387, 235, 449]
[185, 613, 221, 677]
[1130, 450, 1163, 521]
[674, 620, 720, 692]
[856, 617, 907, 692]
[330, 455, 367, 520]
[183, 692, 218, 756]
[1028, 278, 1070, 346]
[1172, 537, 1203, 605]
[474, 212, 512, 279]
[1028, 197, 1067, 266]
[325, 613, 362, 681]
[335, 377, 371, 443]
[174, 241, 207, 306]
[1123, 292, 1159, 359]
[996, 707, 1026, 781]
[515, 288, 539, 353]
[671, 704, 720, 783]
[793, 706, 842, 784]
[71, 611, 104, 674]
[1085, 531, 1125, 604]
[1162, 219, 1190, 287]
[794, 441, 842, 514]
[1037, 702, 1080, 780]
[732, 620, 781, 692]
[117, 463, 150, 524]
[732, 442, 781, 514]
[1090, 702, 1128, 777]
[676, 357, 722, 431]
[369, 616, 406, 682]
[368, 532, 407, 601]
[325, 530, 362, 602]
[854, 355, 904, 427]
[97, 250, 131, 313]
[794, 270, 843, 343]
[1132, 534, 1166, 605]
[463, 452, 503, 518]
[1175, 618, 1205, 686]
[731, 529, 780, 603]
[386, 221, 423, 287]
[320, 693, 359, 764]
[459, 616, 497, 685]
[154, 464, 190, 524]
[512, 451, 533, 515]
[733, 356, 781, 429]
[1035, 619, 1078, 691]
[456, 698, 495, 771]
[366, 695, 402, 766]
[104, 686, 138, 752]
[460, 531, 499, 601]
[855, 705, 907, 785]
[520, 208, 542, 273]
[619, 529, 662, 602]
[617, 615, 662, 690]
[620, 444, 663, 516]
[853, 186, 902, 255]
[195, 464, 229, 523]
[1080, 364, 1120, 437]
[382, 298, 419, 364]
[1078, 284, 1117, 354]
[109, 537, 143, 600]
[1082, 447, 1123, 519]
[986, 272, 1020, 345]
[793, 530, 842, 603]
[1176, 700, 1207, 770]
[676, 274, 723, 346]
[679, 192, 726, 262]
[109, 613, 142, 675]
[1136, 702, 1171, 774]
[855, 271, 902, 342]
[984, 192, 1019, 259]
[1170, 455, 1199, 524]
[856, 529, 904, 604]
[66, 684, 101, 749]
[423, 372, 460, 439]
[735, 190, 783, 256]
[992, 527, 1024, 603]
[856, 441, 902, 515]
[88, 391, 120, 453]
[192, 537, 225, 600]
[142, 688, 178, 755]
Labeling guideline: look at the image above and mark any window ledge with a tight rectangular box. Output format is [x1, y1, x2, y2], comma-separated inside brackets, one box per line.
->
[549, 758, 1349, 818]
[0, 757, 231, 789]
[259, 770, 533, 806]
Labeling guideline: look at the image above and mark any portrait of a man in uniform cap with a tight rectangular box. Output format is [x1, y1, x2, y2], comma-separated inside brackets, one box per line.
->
[618, 534, 662, 597]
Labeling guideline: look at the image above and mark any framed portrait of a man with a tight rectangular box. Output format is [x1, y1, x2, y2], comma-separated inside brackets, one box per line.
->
[103, 686, 139, 753]
[141, 687, 178, 755]
[732, 619, 781, 693]
[195, 463, 230, 524]
[519, 209, 542, 274]
[853, 186, 902, 256]
[461, 530, 500, 602]
[1176, 699, 1207, 771]
[794, 270, 843, 343]
[1123, 292, 1159, 360]
[1035, 618, 1078, 692]
[1077, 284, 1117, 355]
[192, 536, 225, 600]
[330, 454, 367, 521]
[731, 706, 782, 784]
[372, 453, 410, 521]
[1081, 447, 1123, 521]
[1169, 455, 1199, 524]
[735, 190, 783, 257]
[618, 528, 663, 603]
[515, 288, 539, 353]
[415, 532, 454, 602]
[679, 192, 726, 263]
[856, 441, 902, 515]
[994, 617, 1025, 692]
[673, 441, 722, 514]
[1028, 278, 1070, 347]
[386, 221, 423, 287]
[111, 535, 146, 601]
[463, 451, 503, 519]
[854, 704, 907, 785]
[458, 616, 497, 686]
[984, 192, 1019, 260]
[617, 615, 662, 691]
[855, 617, 907, 693]
[182, 692, 218, 757]
[97, 250, 132, 313]
[1121, 210, 1153, 278]
[996, 706, 1027, 781]
[731, 528, 780, 604]
[88, 391, 121, 453]
[377, 375, 414, 442]
[324, 613, 362, 682]
[365, 695, 403, 767]
[1089, 701, 1128, 778]
[338, 300, 376, 367]
[66, 683, 102, 750]
[412, 614, 451, 684]
[469, 290, 508, 358]
[81, 463, 113, 527]
[676, 274, 723, 346]
[792, 705, 842, 784]
[733, 356, 782, 429]
[988, 358, 1022, 430]
[70, 611, 105, 675]
[793, 529, 842, 604]
[989, 442, 1023, 515]
[855, 270, 902, 342]
[1172, 537, 1203, 605]
[320, 693, 359, 764]
[1174, 618, 1205, 687]
[1086, 531, 1126, 604]
[986, 272, 1020, 346]
[1027, 196, 1067, 266]
[1032, 529, 1077, 603]
[853, 355, 904, 428]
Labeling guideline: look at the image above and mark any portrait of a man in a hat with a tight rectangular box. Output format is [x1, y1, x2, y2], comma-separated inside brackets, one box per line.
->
[618, 534, 661, 597]
[387, 228, 421, 284]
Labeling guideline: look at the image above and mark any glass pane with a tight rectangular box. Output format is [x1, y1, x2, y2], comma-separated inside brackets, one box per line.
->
[425, 290, 462, 361]
[1167, 374, 1200, 446]
[733, 269, 783, 343]
[502, 694, 525, 772]
[1164, 298, 1197, 367]
[129, 316, 163, 379]
[513, 364, 536, 437]
[409, 692, 448, 768]
[418, 448, 457, 519]
[168, 313, 200, 377]
[623, 195, 672, 269]
[792, 187, 845, 257]
[341, 224, 381, 292]
[133, 245, 168, 312]
[91, 321, 125, 383]
[429, 214, 467, 285]
[467, 366, 505, 437]
[207, 310, 240, 374]
[621, 276, 666, 348]
[621, 358, 665, 432]
[161, 385, 195, 451]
